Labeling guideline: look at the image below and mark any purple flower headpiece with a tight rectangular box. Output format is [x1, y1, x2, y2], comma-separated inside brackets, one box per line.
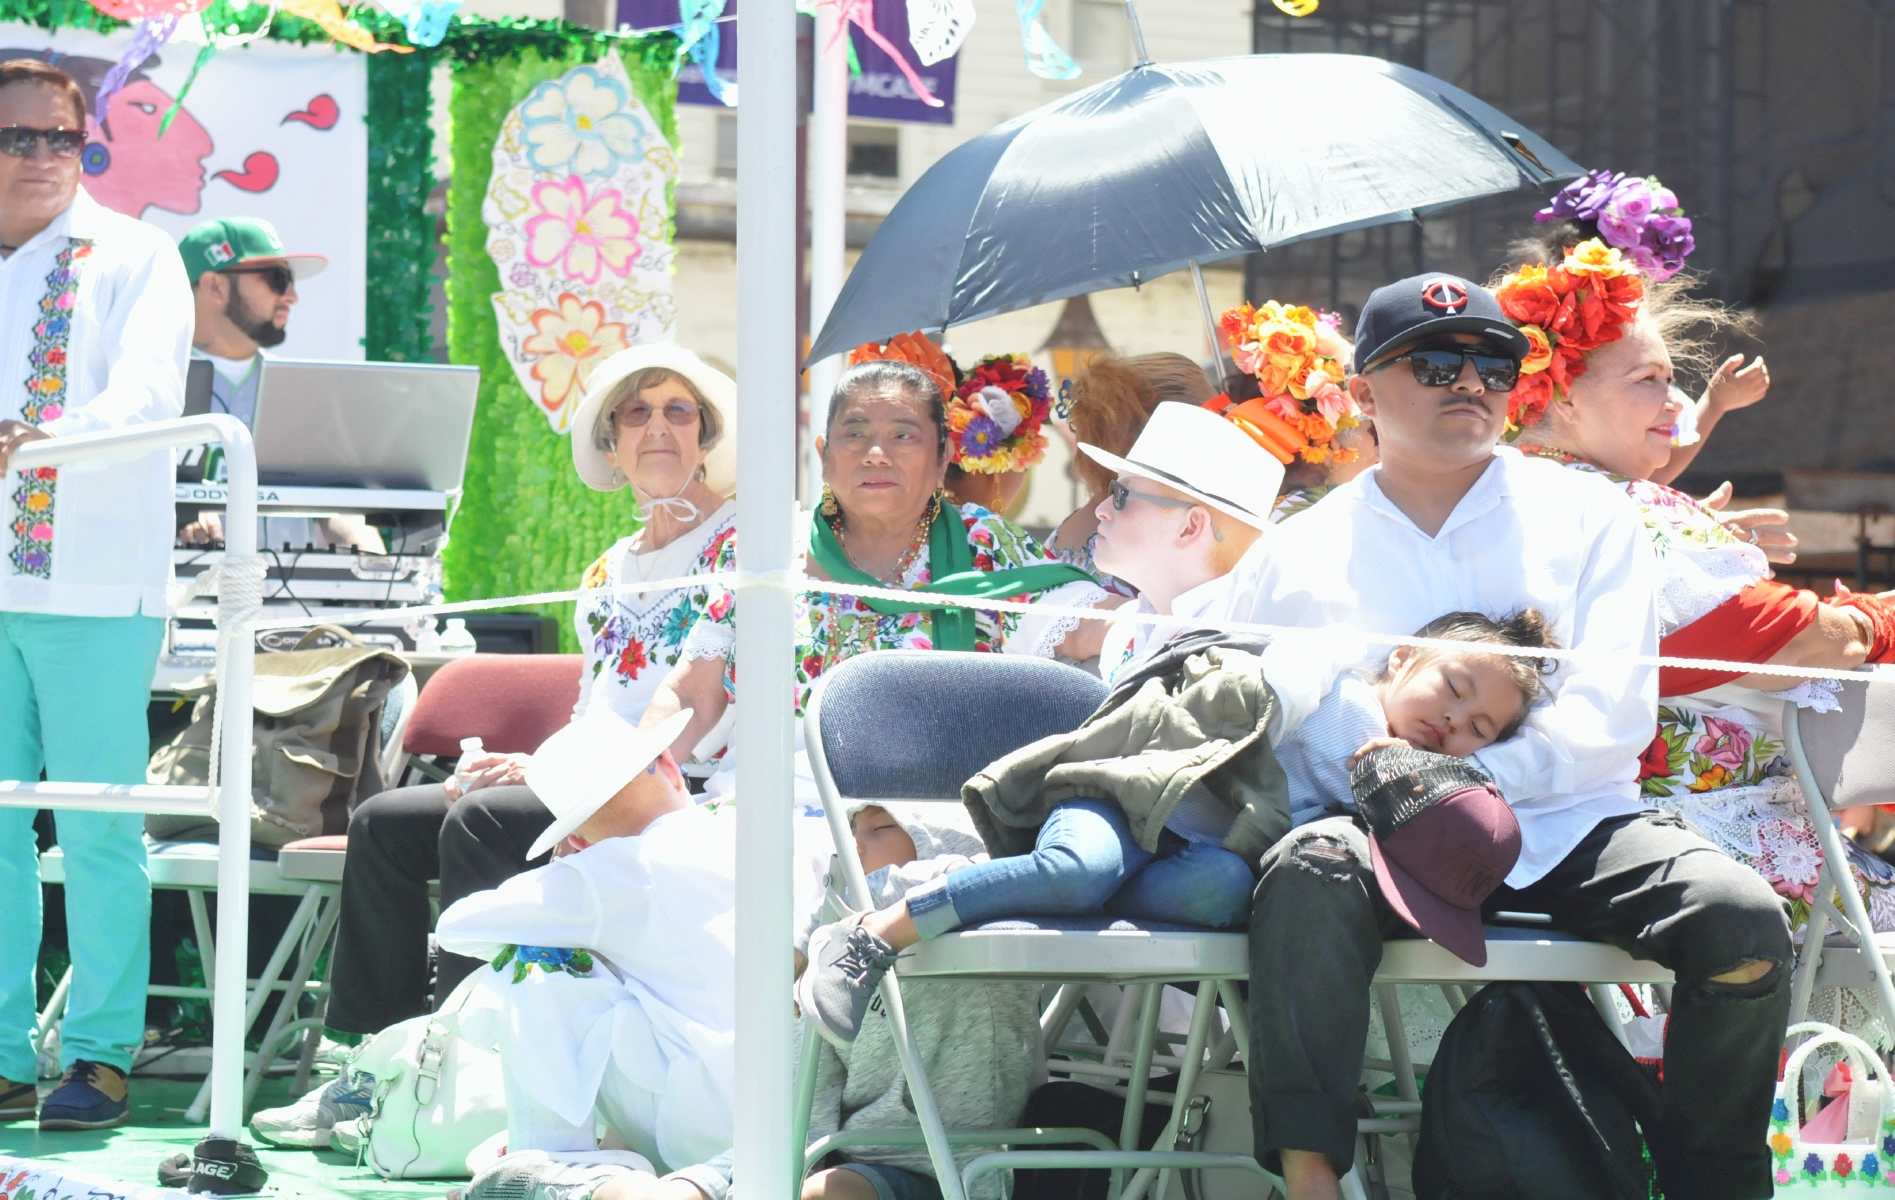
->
[1537, 169, 1696, 282]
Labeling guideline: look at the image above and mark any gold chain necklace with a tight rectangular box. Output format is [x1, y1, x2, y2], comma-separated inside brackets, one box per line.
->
[829, 491, 939, 585]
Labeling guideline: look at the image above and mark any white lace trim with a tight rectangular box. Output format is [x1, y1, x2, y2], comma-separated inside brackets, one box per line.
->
[1771, 677, 1845, 713]
[1004, 579, 1106, 659]
[681, 620, 734, 660]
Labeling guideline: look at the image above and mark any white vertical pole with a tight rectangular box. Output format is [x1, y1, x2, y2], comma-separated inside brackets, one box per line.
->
[209, 421, 257, 1139]
[734, 0, 798, 1195]
[804, 1, 849, 507]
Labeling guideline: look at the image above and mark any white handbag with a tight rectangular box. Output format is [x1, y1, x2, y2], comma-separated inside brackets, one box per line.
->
[1768, 1022, 1895, 1195]
[347, 975, 509, 1180]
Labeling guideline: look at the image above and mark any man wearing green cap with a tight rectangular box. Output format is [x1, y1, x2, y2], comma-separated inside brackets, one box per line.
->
[177, 216, 325, 430]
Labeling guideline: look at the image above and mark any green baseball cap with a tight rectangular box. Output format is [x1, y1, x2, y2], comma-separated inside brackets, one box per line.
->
[178, 217, 328, 286]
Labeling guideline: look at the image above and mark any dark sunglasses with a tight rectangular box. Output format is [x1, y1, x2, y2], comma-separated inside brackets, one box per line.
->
[1107, 478, 1198, 513]
[224, 265, 296, 295]
[615, 399, 700, 429]
[1378, 346, 1520, 393]
[0, 126, 86, 159]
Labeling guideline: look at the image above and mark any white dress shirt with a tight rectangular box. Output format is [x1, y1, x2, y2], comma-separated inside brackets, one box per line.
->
[0, 188, 193, 617]
[1097, 572, 1233, 687]
[1218, 448, 1661, 887]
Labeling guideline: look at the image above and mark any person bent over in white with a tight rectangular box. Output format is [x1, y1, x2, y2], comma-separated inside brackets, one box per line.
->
[435, 704, 735, 1182]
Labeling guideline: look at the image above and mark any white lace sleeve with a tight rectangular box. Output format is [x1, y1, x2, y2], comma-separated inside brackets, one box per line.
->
[1770, 677, 1844, 712]
[1003, 580, 1109, 658]
[682, 617, 735, 661]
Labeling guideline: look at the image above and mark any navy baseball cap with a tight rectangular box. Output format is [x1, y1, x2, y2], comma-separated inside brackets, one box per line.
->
[1352, 273, 1530, 375]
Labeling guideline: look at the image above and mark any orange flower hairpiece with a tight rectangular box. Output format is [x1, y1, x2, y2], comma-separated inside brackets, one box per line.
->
[1492, 238, 1646, 431]
[848, 332, 958, 403]
[1214, 301, 1358, 465]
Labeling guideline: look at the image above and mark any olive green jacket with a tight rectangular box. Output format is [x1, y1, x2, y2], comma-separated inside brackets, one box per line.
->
[962, 633, 1289, 866]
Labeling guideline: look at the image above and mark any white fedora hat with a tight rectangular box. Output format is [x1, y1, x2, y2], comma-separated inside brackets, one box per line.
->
[1077, 401, 1285, 530]
[570, 345, 737, 498]
[523, 706, 694, 859]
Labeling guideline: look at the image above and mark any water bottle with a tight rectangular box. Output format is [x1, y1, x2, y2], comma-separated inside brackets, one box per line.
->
[454, 736, 485, 794]
[437, 617, 478, 656]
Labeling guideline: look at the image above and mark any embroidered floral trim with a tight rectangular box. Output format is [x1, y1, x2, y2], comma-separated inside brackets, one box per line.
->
[491, 943, 595, 982]
[1767, 1103, 1894, 1187]
[10, 239, 92, 579]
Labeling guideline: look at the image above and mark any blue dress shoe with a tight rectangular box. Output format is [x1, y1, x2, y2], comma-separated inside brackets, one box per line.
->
[38, 1059, 129, 1130]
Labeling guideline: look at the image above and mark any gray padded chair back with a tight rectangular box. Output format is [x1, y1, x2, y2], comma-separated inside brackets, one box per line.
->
[807, 650, 1107, 800]
[1788, 678, 1895, 809]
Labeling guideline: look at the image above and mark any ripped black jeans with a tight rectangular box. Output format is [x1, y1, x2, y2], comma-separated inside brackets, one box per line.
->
[1246, 811, 1792, 1200]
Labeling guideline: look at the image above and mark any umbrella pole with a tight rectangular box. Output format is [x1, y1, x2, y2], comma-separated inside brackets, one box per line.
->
[734, 0, 798, 1195]
[1189, 258, 1231, 387]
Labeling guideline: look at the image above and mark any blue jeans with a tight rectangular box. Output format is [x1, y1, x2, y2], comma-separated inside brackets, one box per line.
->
[0, 610, 163, 1081]
[833, 1162, 942, 1200]
[907, 799, 1255, 938]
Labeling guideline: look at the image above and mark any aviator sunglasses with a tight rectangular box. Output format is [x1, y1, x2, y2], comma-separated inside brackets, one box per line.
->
[0, 126, 86, 159]
[614, 399, 701, 429]
[1377, 345, 1520, 393]
[224, 265, 297, 296]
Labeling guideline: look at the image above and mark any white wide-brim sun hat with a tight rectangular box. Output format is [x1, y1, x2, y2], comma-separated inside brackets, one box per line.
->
[523, 706, 695, 860]
[569, 345, 738, 498]
[1077, 401, 1285, 530]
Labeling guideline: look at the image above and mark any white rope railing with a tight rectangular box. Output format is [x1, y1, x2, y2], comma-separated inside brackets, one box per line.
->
[234, 567, 1895, 687]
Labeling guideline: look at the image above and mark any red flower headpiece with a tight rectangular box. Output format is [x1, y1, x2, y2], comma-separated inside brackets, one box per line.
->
[1492, 238, 1646, 431]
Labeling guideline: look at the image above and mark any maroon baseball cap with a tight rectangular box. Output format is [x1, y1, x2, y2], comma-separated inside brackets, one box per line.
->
[1351, 745, 1521, 966]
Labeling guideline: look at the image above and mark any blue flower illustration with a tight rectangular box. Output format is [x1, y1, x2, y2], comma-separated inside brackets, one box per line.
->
[519, 66, 646, 178]
[493, 943, 597, 983]
[1864, 1152, 1881, 1178]
[1773, 1099, 1790, 1122]
[1805, 1152, 1824, 1177]
[1885, 1133, 1895, 1158]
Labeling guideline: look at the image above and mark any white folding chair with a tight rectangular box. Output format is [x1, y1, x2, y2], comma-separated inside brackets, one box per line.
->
[1782, 675, 1895, 1041]
[34, 838, 345, 1119]
[798, 650, 1274, 1200]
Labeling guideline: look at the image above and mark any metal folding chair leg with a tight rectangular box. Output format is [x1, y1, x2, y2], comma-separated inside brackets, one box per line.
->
[1806, 803, 1895, 1036]
[1788, 877, 1836, 1032]
[240, 886, 343, 1111]
[876, 970, 969, 1200]
[1120, 980, 1221, 1200]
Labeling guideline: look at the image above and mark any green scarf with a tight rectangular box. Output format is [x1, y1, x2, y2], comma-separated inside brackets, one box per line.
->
[806, 498, 1094, 652]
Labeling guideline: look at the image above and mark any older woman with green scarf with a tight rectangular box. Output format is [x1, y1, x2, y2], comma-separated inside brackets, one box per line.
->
[641, 359, 1118, 805]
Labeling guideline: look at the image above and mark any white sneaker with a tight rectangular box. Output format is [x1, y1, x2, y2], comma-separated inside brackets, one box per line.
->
[250, 1072, 375, 1149]
[330, 1116, 365, 1155]
[465, 1151, 646, 1200]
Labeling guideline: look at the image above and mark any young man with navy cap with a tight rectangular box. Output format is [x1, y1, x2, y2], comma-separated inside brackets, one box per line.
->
[1221, 273, 1792, 1200]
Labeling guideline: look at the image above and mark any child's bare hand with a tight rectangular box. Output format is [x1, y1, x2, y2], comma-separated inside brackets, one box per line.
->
[1349, 736, 1411, 766]
[1703, 354, 1769, 415]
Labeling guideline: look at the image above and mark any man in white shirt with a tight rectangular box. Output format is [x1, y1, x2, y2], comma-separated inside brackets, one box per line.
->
[0, 58, 192, 1131]
[1230, 273, 1791, 1200]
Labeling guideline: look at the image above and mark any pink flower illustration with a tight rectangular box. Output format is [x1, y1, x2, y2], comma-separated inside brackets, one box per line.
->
[523, 175, 642, 285]
[1693, 715, 1753, 771]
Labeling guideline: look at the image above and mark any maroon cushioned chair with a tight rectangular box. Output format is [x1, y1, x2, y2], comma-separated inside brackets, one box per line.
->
[403, 652, 585, 759]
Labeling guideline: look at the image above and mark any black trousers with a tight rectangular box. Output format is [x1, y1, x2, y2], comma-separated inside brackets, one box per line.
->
[324, 784, 552, 1035]
[1246, 811, 1793, 1200]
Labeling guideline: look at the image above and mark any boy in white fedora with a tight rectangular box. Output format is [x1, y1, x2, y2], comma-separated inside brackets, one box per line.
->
[435, 703, 736, 1179]
[1078, 400, 1282, 683]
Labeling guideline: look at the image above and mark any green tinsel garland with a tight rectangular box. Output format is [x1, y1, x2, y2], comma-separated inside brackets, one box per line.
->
[439, 39, 680, 651]
[364, 49, 434, 362]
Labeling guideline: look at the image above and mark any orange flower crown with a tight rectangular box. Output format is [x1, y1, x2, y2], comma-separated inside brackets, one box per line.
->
[1211, 301, 1359, 465]
[848, 331, 958, 403]
[1492, 238, 1646, 431]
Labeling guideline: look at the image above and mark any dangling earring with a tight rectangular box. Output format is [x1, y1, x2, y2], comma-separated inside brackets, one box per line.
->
[820, 486, 840, 518]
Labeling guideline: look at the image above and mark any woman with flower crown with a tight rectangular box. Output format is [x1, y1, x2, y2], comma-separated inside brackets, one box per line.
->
[639, 348, 1117, 808]
[1493, 230, 1895, 1036]
[1205, 301, 1378, 522]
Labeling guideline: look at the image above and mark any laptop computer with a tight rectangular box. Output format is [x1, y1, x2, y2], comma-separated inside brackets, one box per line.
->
[250, 359, 481, 492]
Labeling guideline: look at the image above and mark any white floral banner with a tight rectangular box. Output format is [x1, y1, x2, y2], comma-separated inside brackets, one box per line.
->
[484, 56, 678, 433]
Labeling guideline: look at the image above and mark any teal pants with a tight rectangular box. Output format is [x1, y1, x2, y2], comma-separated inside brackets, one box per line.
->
[0, 610, 162, 1082]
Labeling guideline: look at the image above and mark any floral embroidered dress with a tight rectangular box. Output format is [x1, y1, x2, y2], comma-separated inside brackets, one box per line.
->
[571, 499, 736, 724]
[1269, 485, 1337, 525]
[1550, 457, 1895, 951]
[1051, 528, 1137, 598]
[688, 502, 1106, 718]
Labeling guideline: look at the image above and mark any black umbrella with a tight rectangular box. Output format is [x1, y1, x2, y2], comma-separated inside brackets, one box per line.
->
[808, 52, 1583, 363]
